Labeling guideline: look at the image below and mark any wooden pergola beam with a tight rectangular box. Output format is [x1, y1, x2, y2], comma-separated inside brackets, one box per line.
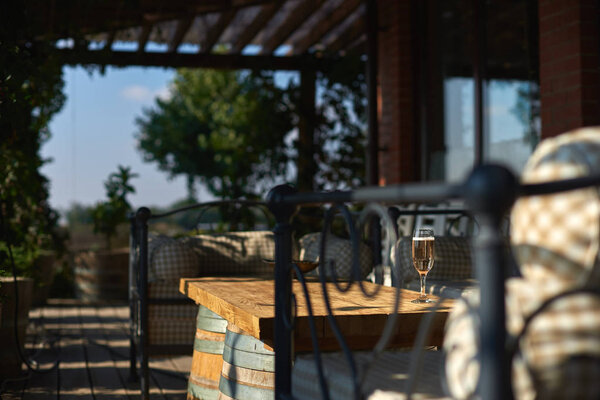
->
[137, 23, 153, 53]
[58, 49, 331, 71]
[260, 0, 325, 55]
[327, 15, 365, 55]
[27, 0, 273, 42]
[291, 0, 362, 55]
[201, 9, 237, 52]
[141, 0, 271, 15]
[230, 2, 284, 53]
[168, 17, 194, 53]
[347, 35, 366, 55]
[104, 30, 116, 50]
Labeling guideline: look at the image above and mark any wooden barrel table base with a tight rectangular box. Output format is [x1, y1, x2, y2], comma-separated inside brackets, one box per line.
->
[188, 305, 228, 400]
[218, 323, 275, 400]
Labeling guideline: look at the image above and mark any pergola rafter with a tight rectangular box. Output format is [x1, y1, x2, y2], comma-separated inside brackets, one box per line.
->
[291, 0, 362, 55]
[22, 0, 369, 70]
[230, 2, 284, 53]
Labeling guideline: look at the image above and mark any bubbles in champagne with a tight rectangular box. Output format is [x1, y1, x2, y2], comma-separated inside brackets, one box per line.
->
[412, 237, 434, 274]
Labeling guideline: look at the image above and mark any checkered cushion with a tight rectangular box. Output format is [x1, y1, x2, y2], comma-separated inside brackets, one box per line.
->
[511, 127, 600, 292]
[183, 231, 274, 276]
[444, 128, 600, 399]
[148, 234, 199, 282]
[444, 280, 600, 400]
[395, 236, 472, 283]
[299, 232, 373, 280]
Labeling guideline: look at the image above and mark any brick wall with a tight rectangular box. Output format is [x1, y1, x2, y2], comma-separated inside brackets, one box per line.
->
[539, 0, 600, 138]
[377, 0, 417, 185]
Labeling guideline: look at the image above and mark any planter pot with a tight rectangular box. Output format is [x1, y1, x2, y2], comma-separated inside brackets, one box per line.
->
[73, 248, 129, 303]
[32, 250, 57, 306]
[0, 277, 33, 378]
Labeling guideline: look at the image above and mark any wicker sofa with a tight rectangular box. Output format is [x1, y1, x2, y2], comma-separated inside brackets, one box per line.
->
[142, 231, 276, 350]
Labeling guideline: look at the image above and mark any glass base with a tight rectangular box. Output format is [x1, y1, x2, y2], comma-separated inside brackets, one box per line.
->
[411, 297, 434, 304]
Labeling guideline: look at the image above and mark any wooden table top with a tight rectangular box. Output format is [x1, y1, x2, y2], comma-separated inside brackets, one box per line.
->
[180, 277, 454, 351]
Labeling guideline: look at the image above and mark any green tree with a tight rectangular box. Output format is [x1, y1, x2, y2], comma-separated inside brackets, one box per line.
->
[135, 60, 367, 199]
[299, 57, 367, 190]
[92, 166, 138, 249]
[136, 69, 293, 199]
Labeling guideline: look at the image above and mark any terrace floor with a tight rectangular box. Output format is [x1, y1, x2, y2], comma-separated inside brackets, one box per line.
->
[1, 299, 191, 400]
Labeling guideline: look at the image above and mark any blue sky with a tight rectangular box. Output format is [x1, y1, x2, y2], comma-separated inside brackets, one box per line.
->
[42, 66, 209, 211]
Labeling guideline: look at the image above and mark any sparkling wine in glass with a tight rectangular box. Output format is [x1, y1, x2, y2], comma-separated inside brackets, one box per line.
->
[411, 228, 435, 303]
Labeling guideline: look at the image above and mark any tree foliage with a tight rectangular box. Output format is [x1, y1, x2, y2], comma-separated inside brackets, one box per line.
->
[136, 58, 367, 199]
[0, 4, 66, 276]
[92, 166, 138, 249]
[136, 69, 293, 199]
[296, 57, 367, 190]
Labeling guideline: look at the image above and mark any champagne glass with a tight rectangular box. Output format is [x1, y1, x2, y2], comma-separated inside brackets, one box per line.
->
[411, 228, 435, 303]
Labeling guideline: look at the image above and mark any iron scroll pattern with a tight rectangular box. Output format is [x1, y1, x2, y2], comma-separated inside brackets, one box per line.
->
[267, 164, 600, 400]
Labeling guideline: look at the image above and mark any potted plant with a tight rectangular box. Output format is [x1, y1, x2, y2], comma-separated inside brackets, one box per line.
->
[73, 165, 138, 302]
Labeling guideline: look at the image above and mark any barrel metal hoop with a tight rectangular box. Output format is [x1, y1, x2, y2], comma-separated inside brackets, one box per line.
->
[197, 317, 228, 332]
[225, 330, 275, 355]
[188, 380, 220, 400]
[219, 373, 275, 400]
[222, 344, 275, 372]
[194, 338, 225, 355]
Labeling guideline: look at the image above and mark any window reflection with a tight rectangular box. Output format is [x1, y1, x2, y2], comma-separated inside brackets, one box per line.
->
[487, 80, 540, 174]
[423, 0, 539, 181]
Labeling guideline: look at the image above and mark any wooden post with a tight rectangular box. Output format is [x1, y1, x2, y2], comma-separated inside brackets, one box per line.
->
[473, 0, 487, 165]
[366, 0, 379, 186]
[297, 68, 317, 192]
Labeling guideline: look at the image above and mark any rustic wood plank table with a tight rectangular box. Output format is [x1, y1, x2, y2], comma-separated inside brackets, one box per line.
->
[180, 277, 453, 352]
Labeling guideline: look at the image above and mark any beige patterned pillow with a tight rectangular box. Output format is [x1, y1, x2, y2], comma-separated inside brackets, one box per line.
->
[298, 232, 373, 280]
[511, 127, 600, 294]
[148, 234, 199, 282]
[183, 231, 274, 276]
[444, 279, 600, 400]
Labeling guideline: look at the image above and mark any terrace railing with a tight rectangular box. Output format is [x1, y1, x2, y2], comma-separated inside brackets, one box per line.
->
[266, 163, 600, 400]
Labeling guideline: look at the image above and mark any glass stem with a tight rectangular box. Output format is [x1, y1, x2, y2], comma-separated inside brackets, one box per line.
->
[419, 273, 427, 298]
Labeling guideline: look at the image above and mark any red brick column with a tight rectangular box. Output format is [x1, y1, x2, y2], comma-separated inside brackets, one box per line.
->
[377, 0, 417, 185]
[539, 0, 600, 138]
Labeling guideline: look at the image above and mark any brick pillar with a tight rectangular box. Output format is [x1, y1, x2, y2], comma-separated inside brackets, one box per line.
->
[377, 0, 417, 185]
[539, 0, 600, 138]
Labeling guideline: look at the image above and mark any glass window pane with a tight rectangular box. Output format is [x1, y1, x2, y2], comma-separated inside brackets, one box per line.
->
[442, 78, 474, 182]
[484, 0, 540, 175]
[486, 80, 540, 174]
[425, 0, 475, 182]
